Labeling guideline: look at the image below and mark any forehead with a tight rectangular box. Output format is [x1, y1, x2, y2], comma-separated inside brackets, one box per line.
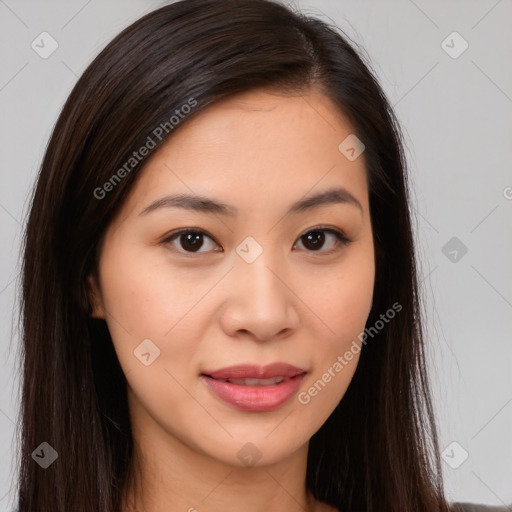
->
[176, 86, 354, 140]
[121, 87, 369, 218]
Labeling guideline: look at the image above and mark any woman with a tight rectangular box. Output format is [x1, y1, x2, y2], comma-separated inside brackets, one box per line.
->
[14, 0, 508, 511]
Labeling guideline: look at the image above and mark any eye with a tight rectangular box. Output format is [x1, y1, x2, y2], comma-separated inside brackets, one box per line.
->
[161, 226, 352, 256]
[162, 229, 220, 254]
[294, 227, 352, 254]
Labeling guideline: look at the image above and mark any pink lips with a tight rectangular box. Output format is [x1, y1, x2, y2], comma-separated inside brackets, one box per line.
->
[200, 363, 306, 412]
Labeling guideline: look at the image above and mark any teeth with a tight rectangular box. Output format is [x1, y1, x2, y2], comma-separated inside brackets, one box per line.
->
[221, 376, 290, 386]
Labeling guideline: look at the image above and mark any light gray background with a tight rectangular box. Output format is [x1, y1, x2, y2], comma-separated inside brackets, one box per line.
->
[0, 1, 511, 510]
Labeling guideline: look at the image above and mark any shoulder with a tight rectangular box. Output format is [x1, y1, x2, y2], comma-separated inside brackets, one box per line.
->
[450, 502, 512, 511]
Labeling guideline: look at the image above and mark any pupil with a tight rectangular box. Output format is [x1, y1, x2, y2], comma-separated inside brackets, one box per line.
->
[304, 231, 325, 250]
[182, 232, 203, 251]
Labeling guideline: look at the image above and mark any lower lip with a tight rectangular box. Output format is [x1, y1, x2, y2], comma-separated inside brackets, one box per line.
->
[200, 374, 306, 412]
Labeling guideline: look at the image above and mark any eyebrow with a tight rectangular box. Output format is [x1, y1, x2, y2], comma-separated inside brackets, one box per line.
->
[138, 187, 363, 218]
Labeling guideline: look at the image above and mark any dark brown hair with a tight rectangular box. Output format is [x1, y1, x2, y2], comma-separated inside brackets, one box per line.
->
[16, 0, 451, 510]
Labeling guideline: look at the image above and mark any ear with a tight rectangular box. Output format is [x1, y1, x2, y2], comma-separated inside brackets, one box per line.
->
[87, 273, 105, 319]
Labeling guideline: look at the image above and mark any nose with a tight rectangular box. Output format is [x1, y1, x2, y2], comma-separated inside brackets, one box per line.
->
[219, 252, 300, 343]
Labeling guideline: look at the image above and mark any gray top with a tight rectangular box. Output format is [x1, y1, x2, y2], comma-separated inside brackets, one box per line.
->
[451, 503, 512, 511]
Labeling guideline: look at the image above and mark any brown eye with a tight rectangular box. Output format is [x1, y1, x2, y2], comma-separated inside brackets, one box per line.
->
[162, 226, 351, 257]
[163, 229, 219, 254]
[295, 228, 351, 253]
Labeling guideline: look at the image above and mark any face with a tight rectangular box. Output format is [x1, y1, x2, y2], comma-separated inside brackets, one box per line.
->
[89, 87, 375, 468]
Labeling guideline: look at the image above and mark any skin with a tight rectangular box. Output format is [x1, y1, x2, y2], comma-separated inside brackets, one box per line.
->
[88, 86, 375, 512]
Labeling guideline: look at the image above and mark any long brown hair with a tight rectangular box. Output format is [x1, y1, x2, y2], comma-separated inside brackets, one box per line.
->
[15, 0, 451, 510]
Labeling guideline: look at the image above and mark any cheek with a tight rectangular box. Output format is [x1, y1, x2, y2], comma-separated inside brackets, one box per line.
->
[99, 241, 194, 334]
[296, 275, 372, 430]
[305, 249, 375, 342]
[96, 243, 193, 375]
[298, 247, 374, 402]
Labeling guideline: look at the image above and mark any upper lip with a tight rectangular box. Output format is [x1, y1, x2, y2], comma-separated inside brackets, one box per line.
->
[201, 363, 306, 379]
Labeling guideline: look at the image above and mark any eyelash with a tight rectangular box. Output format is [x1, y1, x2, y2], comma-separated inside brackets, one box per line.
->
[161, 226, 352, 257]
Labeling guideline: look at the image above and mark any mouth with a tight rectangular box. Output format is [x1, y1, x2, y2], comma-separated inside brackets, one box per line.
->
[200, 362, 306, 380]
[203, 375, 296, 386]
[199, 363, 307, 412]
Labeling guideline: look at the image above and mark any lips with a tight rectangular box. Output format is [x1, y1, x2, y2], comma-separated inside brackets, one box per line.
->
[200, 363, 307, 411]
[201, 362, 306, 380]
